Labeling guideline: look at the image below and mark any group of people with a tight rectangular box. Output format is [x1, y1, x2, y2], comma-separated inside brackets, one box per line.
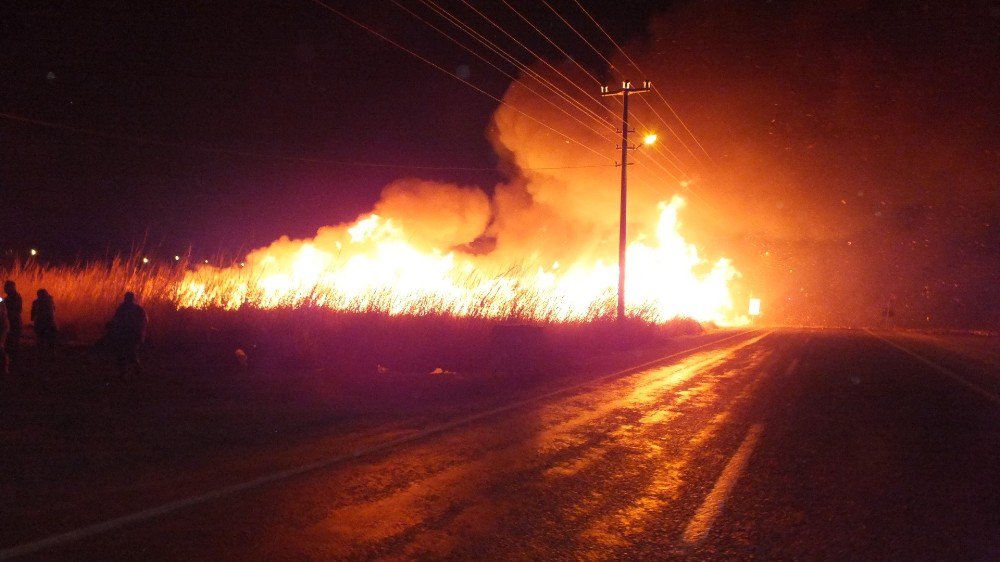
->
[1, 280, 148, 378]
[1, 280, 56, 374]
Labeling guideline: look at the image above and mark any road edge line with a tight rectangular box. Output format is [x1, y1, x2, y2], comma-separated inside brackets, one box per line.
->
[865, 329, 1000, 407]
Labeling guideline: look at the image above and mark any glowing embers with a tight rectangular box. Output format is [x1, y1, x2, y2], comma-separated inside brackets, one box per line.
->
[176, 197, 742, 324]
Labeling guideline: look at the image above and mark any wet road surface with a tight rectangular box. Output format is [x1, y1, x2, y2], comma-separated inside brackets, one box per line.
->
[5, 329, 999, 560]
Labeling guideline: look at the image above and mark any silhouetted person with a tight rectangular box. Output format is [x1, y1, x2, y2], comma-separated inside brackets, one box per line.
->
[31, 289, 57, 351]
[3, 280, 23, 367]
[107, 292, 147, 378]
[0, 296, 9, 375]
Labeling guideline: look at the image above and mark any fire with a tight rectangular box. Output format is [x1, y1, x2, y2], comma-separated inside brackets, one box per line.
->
[167, 32, 750, 326]
[175, 196, 744, 325]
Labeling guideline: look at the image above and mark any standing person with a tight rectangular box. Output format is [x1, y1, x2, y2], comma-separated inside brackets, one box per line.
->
[0, 295, 9, 375]
[107, 292, 147, 378]
[31, 289, 58, 351]
[3, 281, 23, 367]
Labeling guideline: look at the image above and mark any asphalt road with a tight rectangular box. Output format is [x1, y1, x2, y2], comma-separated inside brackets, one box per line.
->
[5, 329, 999, 560]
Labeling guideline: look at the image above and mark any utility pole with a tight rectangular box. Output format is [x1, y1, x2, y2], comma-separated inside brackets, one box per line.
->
[601, 80, 651, 323]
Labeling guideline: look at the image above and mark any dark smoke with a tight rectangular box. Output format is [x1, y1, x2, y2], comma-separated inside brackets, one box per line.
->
[622, 0, 999, 328]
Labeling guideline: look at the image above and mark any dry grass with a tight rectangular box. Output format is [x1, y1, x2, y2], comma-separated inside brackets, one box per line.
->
[3, 255, 186, 342]
[2, 255, 704, 376]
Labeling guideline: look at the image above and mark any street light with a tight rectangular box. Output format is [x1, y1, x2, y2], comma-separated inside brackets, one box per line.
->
[643, 133, 658, 146]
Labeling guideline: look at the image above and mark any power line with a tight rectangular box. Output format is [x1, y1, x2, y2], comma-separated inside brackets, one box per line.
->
[308, 0, 615, 165]
[417, 0, 614, 136]
[531, 1, 698, 182]
[529, 1, 728, 208]
[417, 1, 695, 186]
[394, 0, 615, 144]
[324, 2, 715, 214]
[455, 0, 612, 125]
[413, 0, 679, 188]
[351, 0, 695, 190]
[0, 112, 614, 172]
[388, 0, 691, 192]
[635, 96, 708, 170]
[536, 0, 698, 178]
[571, 0, 716, 166]
[306, 3, 699, 199]
[500, 0, 603, 87]
[541, 0, 619, 74]
[5, 5, 643, 180]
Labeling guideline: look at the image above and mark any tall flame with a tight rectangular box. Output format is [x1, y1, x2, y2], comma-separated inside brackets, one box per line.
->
[176, 195, 743, 325]
[176, 54, 747, 324]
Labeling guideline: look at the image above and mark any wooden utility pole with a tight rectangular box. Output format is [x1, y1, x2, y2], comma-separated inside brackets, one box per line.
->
[600, 80, 651, 323]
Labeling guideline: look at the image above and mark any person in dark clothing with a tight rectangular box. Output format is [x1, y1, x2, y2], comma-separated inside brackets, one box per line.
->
[3, 280, 23, 365]
[107, 291, 148, 378]
[31, 289, 57, 351]
[0, 298, 9, 375]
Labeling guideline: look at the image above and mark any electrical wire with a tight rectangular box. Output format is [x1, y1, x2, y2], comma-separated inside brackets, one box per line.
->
[0, 112, 614, 172]
[307, 0, 615, 165]
[571, 0, 716, 166]
[411, 0, 693, 185]
[541, 0, 619, 75]
[417, 0, 614, 134]
[456, 0, 610, 121]
[393, 0, 615, 144]
[538, 0, 700, 176]
[500, 0, 603, 86]
[528, 0, 730, 207]
[330, 2, 717, 213]
[403, 0, 684, 188]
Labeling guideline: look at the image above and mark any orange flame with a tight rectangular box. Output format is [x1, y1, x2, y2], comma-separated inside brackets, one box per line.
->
[176, 195, 744, 325]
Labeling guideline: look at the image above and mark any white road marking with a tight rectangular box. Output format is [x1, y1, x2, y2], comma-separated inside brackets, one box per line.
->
[866, 329, 1000, 407]
[682, 424, 764, 545]
[0, 330, 764, 559]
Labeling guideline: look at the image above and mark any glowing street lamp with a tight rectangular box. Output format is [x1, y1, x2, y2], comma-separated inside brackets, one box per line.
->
[29, 248, 37, 257]
[643, 133, 658, 146]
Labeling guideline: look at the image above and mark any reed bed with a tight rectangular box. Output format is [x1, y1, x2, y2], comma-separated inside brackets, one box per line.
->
[2, 255, 703, 376]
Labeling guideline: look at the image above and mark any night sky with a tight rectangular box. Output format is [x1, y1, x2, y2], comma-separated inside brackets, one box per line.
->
[1, 1, 659, 258]
[2, 1, 998, 327]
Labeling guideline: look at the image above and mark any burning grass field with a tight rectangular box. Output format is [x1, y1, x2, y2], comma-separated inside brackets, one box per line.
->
[0, 255, 721, 542]
[1, 191, 742, 354]
[0, 252, 713, 438]
[2, 253, 709, 379]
